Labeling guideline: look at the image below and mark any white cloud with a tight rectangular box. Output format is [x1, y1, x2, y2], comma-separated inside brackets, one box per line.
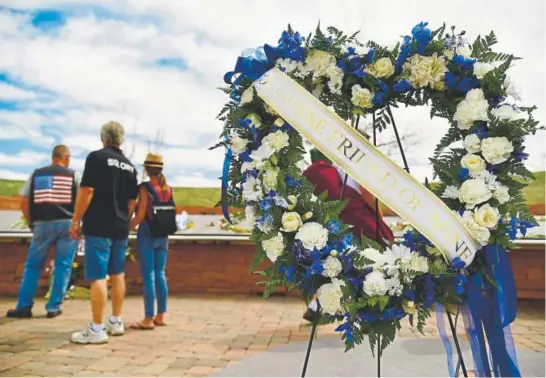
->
[0, 0, 543, 188]
[0, 82, 37, 100]
[0, 169, 29, 181]
[0, 151, 50, 167]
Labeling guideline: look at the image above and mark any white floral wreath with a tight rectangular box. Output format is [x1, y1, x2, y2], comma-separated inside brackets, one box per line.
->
[217, 23, 541, 352]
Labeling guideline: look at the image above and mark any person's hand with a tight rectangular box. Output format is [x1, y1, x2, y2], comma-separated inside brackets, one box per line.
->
[70, 223, 81, 240]
[129, 219, 138, 231]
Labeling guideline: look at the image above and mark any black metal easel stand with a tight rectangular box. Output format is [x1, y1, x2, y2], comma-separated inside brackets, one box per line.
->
[386, 105, 468, 377]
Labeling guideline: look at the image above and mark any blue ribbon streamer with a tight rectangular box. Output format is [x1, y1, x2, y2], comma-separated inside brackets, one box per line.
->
[221, 140, 233, 224]
[436, 303, 457, 377]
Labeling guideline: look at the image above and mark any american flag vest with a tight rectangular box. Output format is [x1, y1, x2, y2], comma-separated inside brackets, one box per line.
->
[29, 165, 77, 223]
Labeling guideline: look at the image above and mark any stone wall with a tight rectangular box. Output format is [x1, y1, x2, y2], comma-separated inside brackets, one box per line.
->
[0, 237, 544, 299]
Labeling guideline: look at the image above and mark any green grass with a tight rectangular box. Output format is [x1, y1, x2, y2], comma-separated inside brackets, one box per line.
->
[0, 172, 543, 209]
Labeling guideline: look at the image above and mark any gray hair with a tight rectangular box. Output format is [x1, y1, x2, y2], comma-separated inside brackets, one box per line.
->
[100, 121, 125, 146]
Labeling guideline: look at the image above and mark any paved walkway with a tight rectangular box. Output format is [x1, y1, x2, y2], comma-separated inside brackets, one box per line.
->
[0, 296, 544, 377]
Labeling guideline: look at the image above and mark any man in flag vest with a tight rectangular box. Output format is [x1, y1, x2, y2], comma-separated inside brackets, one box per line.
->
[6, 145, 80, 319]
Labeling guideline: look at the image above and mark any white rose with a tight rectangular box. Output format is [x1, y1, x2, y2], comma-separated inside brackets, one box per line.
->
[351, 85, 373, 108]
[262, 169, 278, 192]
[453, 89, 490, 130]
[462, 211, 491, 246]
[363, 270, 388, 297]
[461, 153, 486, 173]
[441, 185, 460, 199]
[281, 211, 303, 232]
[481, 137, 514, 165]
[322, 256, 343, 278]
[262, 233, 285, 262]
[367, 57, 395, 78]
[274, 117, 285, 127]
[474, 204, 500, 229]
[474, 62, 495, 79]
[246, 113, 262, 128]
[491, 105, 526, 121]
[459, 178, 492, 209]
[317, 279, 344, 315]
[229, 132, 249, 154]
[240, 86, 254, 105]
[263, 130, 289, 152]
[245, 206, 257, 225]
[242, 176, 263, 202]
[493, 185, 510, 205]
[457, 46, 472, 58]
[463, 134, 482, 153]
[295, 222, 329, 251]
[287, 195, 298, 210]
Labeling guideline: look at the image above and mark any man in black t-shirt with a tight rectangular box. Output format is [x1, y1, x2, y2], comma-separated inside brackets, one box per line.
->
[69, 121, 138, 345]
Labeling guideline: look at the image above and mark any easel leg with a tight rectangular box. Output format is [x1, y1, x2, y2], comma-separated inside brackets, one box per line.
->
[301, 304, 321, 377]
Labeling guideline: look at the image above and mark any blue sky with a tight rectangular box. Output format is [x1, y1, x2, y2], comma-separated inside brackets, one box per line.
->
[0, 0, 544, 186]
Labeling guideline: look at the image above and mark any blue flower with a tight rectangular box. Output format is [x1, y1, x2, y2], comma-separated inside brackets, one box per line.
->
[403, 289, 415, 301]
[453, 55, 475, 70]
[459, 168, 470, 182]
[473, 123, 488, 139]
[456, 77, 479, 93]
[260, 198, 273, 211]
[411, 22, 432, 54]
[444, 72, 457, 89]
[359, 311, 378, 323]
[513, 151, 529, 162]
[372, 91, 386, 106]
[367, 48, 375, 63]
[239, 152, 252, 162]
[380, 307, 405, 320]
[277, 31, 305, 61]
[423, 275, 435, 308]
[393, 80, 412, 93]
[335, 320, 354, 345]
[286, 175, 302, 187]
[340, 234, 353, 249]
[279, 265, 296, 283]
[396, 35, 412, 69]
[507, 217, 535, 240]
[451, 257, 465, 270]
[327, 220, 342, 235]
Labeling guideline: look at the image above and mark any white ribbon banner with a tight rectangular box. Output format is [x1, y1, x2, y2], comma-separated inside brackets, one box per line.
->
[254, 68, 479, 267]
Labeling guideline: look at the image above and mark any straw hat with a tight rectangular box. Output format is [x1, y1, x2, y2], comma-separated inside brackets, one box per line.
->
[143, 152, 163, 168]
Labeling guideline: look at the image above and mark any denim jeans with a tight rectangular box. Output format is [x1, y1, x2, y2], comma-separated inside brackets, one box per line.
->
[137, 224, 168, 318]
[17, 220, 77, 312]
[84, 236, 128, 281]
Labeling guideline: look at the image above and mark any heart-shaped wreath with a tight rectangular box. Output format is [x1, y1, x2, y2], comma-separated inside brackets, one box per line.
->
[215, 22, 541, 353]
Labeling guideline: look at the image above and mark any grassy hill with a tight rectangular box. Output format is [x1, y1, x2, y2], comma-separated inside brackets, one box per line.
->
[0, 172, 544, 210]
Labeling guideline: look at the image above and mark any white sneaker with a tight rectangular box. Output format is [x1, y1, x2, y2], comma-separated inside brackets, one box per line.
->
[70, 326, 108, 344]
[105, 319, 125, 336]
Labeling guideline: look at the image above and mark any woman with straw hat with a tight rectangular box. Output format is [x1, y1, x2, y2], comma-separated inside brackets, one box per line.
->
[129, 152, 177, 330]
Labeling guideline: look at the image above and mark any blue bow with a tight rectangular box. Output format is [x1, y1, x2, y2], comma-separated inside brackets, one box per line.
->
[224, 45, 278, 85]
[220, 135, 233, 224]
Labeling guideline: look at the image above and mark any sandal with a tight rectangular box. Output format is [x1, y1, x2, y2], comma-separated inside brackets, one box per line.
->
[129, 322, 155, 330]
[153, 319, 167, 327]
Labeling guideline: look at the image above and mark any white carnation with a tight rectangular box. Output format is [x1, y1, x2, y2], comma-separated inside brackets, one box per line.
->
[351, 84, 373, 108]
[481, 137, 514, 165]
[442, 185, 460, 199]
[406, 254, 429, 274]
[457, 46, 472, 58]
[363, 270, 389, 297]
[461, 153, 486, 173]
[463, 134, 482, 153]
[459, 178, 492, 209]
[263, 130, 290, 152]
[473, 62, 495, 79]
[295, 222, 329, 251]
[251, 144, 275, 166]
[503, 76, 521, 101]
[305, 50, 336, 77]
[453, 89, 490, 130]
[493, 185, 511, 205]
[462, 211, 491, 246]
[262, 169, 279, 192]
[322, 256, 343, 278]
[473, 204, 500, 229]
[317, 278, 344, 315]
[385, 274, 403, 297]
[367, 57, 395, 79]
[491, 105, 526, 121]
[262, 233, 285, 262]
[229, 132, 249, 154]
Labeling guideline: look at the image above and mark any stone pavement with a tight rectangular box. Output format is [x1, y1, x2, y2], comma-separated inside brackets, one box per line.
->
[0, 295, 544, 377]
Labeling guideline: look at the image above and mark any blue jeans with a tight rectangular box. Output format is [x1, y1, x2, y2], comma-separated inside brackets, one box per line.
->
[17, 220, 77, 312]
[84, 236, 128, 281]
[137, 225, 168, 318]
